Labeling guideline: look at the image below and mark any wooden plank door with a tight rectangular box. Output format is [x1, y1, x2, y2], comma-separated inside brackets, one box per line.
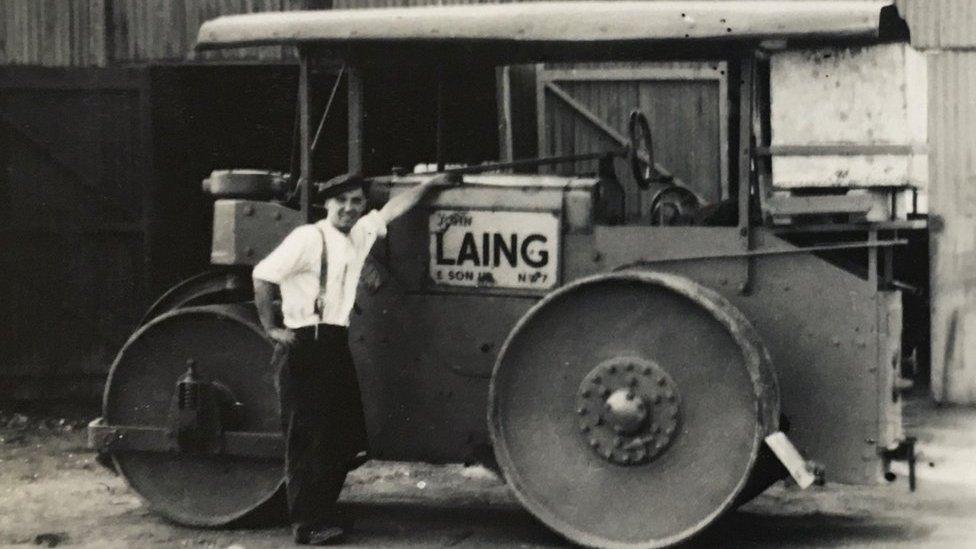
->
[0, 67, 153, 386]
[533, 62, 728, 219]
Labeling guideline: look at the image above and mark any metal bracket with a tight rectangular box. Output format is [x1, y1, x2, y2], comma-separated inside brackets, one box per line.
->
[882, 436, 917, 491]
[88, 419, 284, 460]
[765, 431, 821, 489]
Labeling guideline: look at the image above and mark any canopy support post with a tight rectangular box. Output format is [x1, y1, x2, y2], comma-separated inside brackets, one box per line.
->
[737, 54, 756, 295]
[436, 67, 446, 172]
[299, 48, 314, 223]
[347, 64, 364, 175]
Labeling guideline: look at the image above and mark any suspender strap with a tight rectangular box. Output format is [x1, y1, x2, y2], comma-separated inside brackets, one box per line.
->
[314, 226, 328, 334]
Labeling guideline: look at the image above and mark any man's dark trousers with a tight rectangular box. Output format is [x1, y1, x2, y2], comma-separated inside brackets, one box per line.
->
[273, 324, 368, 529]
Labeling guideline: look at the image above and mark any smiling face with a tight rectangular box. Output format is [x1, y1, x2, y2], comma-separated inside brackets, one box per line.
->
[325, 187, 367, 233]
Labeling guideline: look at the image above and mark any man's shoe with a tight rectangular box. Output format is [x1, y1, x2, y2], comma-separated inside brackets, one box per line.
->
[346, 450, 369, 471]
[306, 526, 345, 546]
[293, 524, 345, 546]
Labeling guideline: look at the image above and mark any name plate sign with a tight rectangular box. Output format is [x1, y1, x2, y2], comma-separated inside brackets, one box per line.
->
[429, 209, 560, 291]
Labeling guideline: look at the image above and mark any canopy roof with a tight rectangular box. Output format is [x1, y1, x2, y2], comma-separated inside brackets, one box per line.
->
[196, 1, 904, 61]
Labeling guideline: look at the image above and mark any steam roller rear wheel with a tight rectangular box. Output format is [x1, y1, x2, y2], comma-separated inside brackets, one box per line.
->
[488, 272, 779, 548]
[103, 304, 283, 526]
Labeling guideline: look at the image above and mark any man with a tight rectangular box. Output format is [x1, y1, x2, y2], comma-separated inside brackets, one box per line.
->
[252, 172, 453, 545]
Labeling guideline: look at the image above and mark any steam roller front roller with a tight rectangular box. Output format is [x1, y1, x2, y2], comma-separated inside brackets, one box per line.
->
[95, 304, 284, 526]
[488, 271, 781, 549]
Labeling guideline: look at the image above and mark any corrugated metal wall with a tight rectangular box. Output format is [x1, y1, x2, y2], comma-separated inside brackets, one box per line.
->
[927, 51, 976, 403]
[896, 0, 976, 50]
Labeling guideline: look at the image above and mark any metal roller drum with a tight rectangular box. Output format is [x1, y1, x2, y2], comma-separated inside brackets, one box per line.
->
[488, 271, 780, 548]
[103, 304, 283, 526]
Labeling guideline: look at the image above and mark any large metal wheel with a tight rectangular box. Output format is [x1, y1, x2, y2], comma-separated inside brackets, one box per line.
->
[103, 304, 283, 526]
[140, 270, 252, 325]
[489, 272, 779, 549]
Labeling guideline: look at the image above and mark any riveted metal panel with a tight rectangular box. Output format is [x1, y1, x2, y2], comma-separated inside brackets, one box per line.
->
[210, 200, 303, 266]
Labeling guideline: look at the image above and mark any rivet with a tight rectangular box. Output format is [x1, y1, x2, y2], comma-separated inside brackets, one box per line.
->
[656, 440, 665, 449]
[577, 407, 588, 416]
[643, 367, 653, 375]
[601, 388, 611, 398]
[621, 454, 632, 464]
[581, 389, 591, 398]
[595, 416, 604, 426]
[654, 425, 662, 434]
[590, 439, 600, 449]
[657, 377, 667, 386]
[626, 364, 635, 372]
[634, 450, 646, 461]
[608, 365, 618, 374]
[666, 426, 675, 435]
[243, 205, 255, 216]
[593, 376, 602, 384]
[580, 425, 591, 433]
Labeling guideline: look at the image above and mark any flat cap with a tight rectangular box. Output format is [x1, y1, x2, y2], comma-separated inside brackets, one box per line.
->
[314, 173, 366, 201]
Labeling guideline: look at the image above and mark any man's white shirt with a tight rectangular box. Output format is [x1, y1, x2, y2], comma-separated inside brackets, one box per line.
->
[252, 210, 387, 328]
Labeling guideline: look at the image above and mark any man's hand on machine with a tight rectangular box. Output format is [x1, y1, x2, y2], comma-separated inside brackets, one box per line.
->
[379, 172, 462, 224]
[267, 327, 296, 346]
[426, 172, 463, 189]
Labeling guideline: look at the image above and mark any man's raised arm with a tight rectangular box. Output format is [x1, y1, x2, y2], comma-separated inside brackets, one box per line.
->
[378, 173, 458, 225]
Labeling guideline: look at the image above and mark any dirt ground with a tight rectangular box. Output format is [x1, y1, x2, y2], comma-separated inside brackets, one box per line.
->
[1, 395, 975, 548]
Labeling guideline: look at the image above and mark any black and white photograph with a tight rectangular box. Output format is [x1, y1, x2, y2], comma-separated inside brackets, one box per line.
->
[1, 1, 975, 547]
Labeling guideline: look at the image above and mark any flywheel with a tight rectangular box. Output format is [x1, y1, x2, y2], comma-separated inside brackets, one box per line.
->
[488, 272, 779, 548]
[102, 304, 283, 526]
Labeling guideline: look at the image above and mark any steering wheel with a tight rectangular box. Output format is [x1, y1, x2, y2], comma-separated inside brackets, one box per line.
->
[628, 110, 658, 190]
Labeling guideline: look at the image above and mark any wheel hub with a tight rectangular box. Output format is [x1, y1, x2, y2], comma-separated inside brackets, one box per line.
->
[576, 357, 681, 466]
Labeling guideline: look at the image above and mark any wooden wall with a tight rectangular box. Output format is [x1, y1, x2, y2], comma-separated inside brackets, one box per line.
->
[0, 0, 109, 66]
[0, 0, 330, 67]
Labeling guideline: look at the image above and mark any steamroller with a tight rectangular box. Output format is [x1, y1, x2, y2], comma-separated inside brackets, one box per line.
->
[90, 2, 916, 547]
